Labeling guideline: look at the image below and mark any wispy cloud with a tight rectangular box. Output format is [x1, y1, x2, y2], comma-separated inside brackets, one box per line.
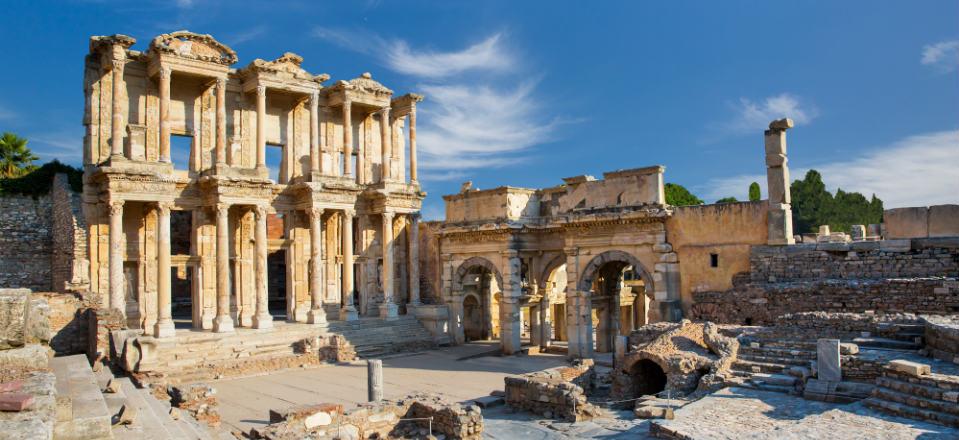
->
[921, 40, 959, 73]
[698, 129, 959, 207]
[227, 25, 267, 46]
[27, 129, 84, 165]
[313, 27, 567, 180]
[724, 93, 817, 134]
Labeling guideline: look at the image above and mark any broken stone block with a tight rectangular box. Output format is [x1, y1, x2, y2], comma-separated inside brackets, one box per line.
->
[634, 405, 674, 419]
[817, 339, 841, 382]
[114, 404, 137, 425]
[0, 393, 34, 411]
[888, 360, 930, 377]
[104, 378, 121, 394]
[943, 392, 959, 403]
[0, 289, 31, 349]
[0, 380, 24, 393]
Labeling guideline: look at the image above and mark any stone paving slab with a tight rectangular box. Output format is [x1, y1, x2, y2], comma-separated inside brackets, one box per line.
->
[653, 387, 959, 439]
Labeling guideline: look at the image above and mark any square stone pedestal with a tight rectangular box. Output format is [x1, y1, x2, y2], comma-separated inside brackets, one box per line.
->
[379, 303, 399, 320]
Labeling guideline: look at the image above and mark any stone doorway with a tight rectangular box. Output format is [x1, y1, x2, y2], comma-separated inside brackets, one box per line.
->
[267, 249, 287, 318]
[632, 359, 667, 397]
[463, 294, 485, 341]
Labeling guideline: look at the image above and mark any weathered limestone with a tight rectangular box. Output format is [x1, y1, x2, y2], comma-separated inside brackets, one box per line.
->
[367, 359, 383, 402]
[765, 118, 795, 245]
[213, 204, 234, 333]
[253, 206, 273, 329]
[108, 200, 124, 315]
[340, 210, 358, 321]
[379, 212, 398, 320]
[817, 338, 841, 382]
[154, 202, 175, 338]
[307, 208, 326, 325]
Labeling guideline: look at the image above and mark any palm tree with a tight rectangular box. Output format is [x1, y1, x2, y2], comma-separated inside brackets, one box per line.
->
[0, 132, 39, 178]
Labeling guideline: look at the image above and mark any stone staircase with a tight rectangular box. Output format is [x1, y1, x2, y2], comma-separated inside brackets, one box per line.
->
[52, 354, 222, 440]
[728, 338, 813, 394]
[864, 365, 959, 428]
[329, 315, 437, 358]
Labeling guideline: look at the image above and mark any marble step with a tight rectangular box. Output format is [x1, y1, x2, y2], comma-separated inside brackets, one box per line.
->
[863, 397, 959, 428]
[737, 353, 813, 367]
[747, 373, 800, 387]
[738, 346, 816, 359]
[731, 359, 788, 374]
[852, 337, 920, 351]
[875, 376, 957, 403]
[109, 377, 187, 439]
[51, 355, 113, 440]
[872, 386, 959, 417]
[136, 387, 213, 440]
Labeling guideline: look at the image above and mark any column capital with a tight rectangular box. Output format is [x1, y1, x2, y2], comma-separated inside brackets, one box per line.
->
[111, 59, 125, 71]
[379, 106, 391, 117]
[254, 204, 269, 219]
[216, 203, 230, 215]
[216, 76, 227, 89]
[256, 84, 266, 96]
[343, 208, 356, 218]
[156, 201, 174, 214]
[310, 90, 320, 103]
[309, 207, 325, 220]
[342, 99, 352, 110]
[108, 200, 124, 215]
[159, 65, 172, 80]
[382, 211, 395, 221]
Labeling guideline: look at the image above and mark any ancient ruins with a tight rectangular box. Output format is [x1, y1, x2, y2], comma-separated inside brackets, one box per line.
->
[0, 30, 957, 439]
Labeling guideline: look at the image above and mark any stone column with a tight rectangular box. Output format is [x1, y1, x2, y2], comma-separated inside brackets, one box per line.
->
[379, 108, 391, 182]
[253, 205, 273, 329]
[158, 66, 172, 163]
[155, 202, 175, 337]
[408, 107, 417, 183]
[565, 247, 593, 359]
[213, 203, 234, 332]
[379, 212, 398, 320]
[530, 303, 542, 348]
[408, 214, 421, 306]
[342, 101, 353, 177]
[501, 250, 522, 355]
[765, 118, 796, 245]
[308, 208, 327, 325]
[309, 91, 321, 176]
[110, 59, 126, 160]
[540, 297, 552, 348]
[339, 209, 358, 321]
[215, 77, 227, 166]
[256, 85, 267, 171]
[108, 200, 125, 314]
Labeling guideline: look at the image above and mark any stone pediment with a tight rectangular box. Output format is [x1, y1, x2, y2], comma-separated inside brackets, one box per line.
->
[240, 52, 329, 83]
[149, 31, 238, 66]
[349, 72, 393, 95]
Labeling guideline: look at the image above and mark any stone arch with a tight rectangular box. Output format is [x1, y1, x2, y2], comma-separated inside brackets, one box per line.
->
[538, 253, 567, 290]
[577, 250, 652, 294]
[626, 356, 669, 397]
[453, 256, 504, 293]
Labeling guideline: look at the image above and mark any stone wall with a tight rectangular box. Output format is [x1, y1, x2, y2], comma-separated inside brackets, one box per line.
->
[923, 315, 959, 364]
[35, 292, 91, 356]
[691, 239, 959, 325]
[0, 195, 53, 291]
[50, 174, 89, 294]
[885, 205, 959, 239]
[504, 360, 601, 421]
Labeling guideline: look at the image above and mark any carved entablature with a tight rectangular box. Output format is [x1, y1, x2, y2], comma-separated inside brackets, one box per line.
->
[89, 34, 136, 67]
[197, 175, 274, 205]
[325, 72, 392, 108]
[290, 182, 361, 210]
[391, 93, 424, 117]
[148, 31, 237, 66]
[444, 228, 513, 245]
[97, 173, 179, 203]
[239, 52, 329, 95]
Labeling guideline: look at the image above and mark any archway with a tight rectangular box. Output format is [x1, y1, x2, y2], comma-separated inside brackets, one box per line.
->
[578, 250, 653, 353]
[454, 257, 504, 345]
[463, 294, 485, 341]
[539, 259, 568, 346]
[631, 359, 667, 397]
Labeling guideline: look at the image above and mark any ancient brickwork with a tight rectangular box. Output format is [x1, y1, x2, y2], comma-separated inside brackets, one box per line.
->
[924, 314, 959, 364]
[0, 195, 53, 291]
[50, 174, 89, 295]
[36, 292, 91, 356]
[504, 360, 601, 421]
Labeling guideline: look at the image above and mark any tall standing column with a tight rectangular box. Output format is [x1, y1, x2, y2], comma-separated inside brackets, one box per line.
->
[408, 214, 421, 306]
[253, 206, 273, 329]
[256, 85, 267, 171]
[339, 209, 358, 321]
[540, 298, 552, 348]
[342, 101, 353, 177]
[379, 212, 398, 320]
[308, 208, 327, 324]
[379, 108, 391, 182]
[215, 77, 227, 166]
[158, 66, 172, 163]
[155, 202, 175, 337]
[408, 107, 417, 183]
[501, 250, 523, 355]
[110, 59, 126, 160]
[213, 203, 235, 332]
[108, 200, 125, 314]
[309, 91, 320, 177]
[765, 118, 796, 245]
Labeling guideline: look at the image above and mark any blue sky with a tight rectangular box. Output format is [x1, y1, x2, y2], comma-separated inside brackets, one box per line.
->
[1, 1, 957, 219]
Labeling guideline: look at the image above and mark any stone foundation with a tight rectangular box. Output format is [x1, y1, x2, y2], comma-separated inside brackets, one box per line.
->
[923, 315, 959, 364]
[504, 359, 601, 421]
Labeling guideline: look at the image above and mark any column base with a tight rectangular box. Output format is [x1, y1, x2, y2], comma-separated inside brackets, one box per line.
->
[252, 313, 274, 329]
[154, 320, 176, 338]
[307, 308, 328, 325]
[379, 303, 399, 321]
[339, 306, 359, 321]
[213, 315, 235, 333]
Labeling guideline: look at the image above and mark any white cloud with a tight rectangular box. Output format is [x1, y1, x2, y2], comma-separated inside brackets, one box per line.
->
[227, 25, 267, 46]
[720, 93, 817, 135]
[27, 129, 84, 165]
[699, 129, 959, 208]
[921, 40, 959, 72]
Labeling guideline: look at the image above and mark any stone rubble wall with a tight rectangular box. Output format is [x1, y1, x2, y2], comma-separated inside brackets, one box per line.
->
[49, 174, 89, 295]
[923, 315, 959, 364]
[755, 312, 924, 342]
[504, 360, 600, 421]
[0, 195, 53, 291]
[36, 292, 91, 356]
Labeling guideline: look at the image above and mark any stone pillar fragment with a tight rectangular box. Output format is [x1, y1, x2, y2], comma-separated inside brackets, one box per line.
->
[765, 118, 796, 245]
[367, 359, 383, 402]
[108, 201, 125, 315]
[340, 209, 358, 321]
[213, 204, 234, 332]
[158, 67, 172, 163]
[817, 338, 841, 382]
[342, 101, 353, 177]
[309, 91, 320, 176]
[379, 212, 398, 320]
[501, 251, 522, 355]
[255, 85, 267, 171]
[110, 59, 125, 160]
[379, 107, 391, 182]
[540, 298, 552, 348]
[408, 215, 421, 306]
[253, 206, 273, 329]
[215, 77, 227, 166]
[155, 202, 175, 337]
[307, 208, 327, 325]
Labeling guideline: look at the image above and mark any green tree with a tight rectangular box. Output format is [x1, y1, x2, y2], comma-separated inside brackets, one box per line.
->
[789, 169, 884, 233]
[665, 183, 704, 206]
[716, 196, 738, 204]
[0, 132, 39, 178]
[748, 182, 761, 201]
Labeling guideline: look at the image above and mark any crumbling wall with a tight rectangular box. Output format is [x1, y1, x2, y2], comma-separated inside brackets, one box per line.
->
[885, 205, 959, 239]
[50, 174, 88, 294]
[418, 220, 443, 304]
[0, 195, 53, 291]
[36, 292, 91, 356]
[923, 315, 959, 364]
[504, 360, 601, 421]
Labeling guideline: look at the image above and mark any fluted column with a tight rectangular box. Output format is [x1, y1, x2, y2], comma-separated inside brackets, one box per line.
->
[108, 200, 125, 314]
[110, 59, 125, 160]
[379, 108, 391, 182]
[379, 212, 397, 320]
[256, 85, 267, 171]
[158, 66, 172, 163]
[339, 209, 358, 321]
[308, 208, 327, 324]
[408, 107, 417, 183]
[213, 203, 234, 332]
[408, 214, 421, 306]
[215, 77, 227, 166]
[342, 101, 352, 177]
[310, 91, 320, 177]
[155, 202, 175, 337]
[253, 205, 273, 329]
